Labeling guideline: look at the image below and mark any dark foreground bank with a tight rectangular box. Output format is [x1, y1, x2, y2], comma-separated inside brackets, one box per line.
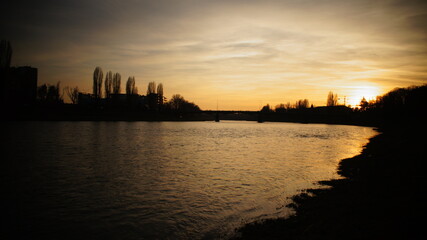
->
[233, 124, 427, 240]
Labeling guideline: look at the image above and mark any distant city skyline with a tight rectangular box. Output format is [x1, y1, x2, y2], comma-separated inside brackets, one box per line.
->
[2, 0, 426, 110]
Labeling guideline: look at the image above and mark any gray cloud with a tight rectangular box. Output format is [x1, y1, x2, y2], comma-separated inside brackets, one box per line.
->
[2, 0, 426, 109]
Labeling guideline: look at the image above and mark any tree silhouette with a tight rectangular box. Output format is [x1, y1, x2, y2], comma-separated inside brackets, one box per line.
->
[93, 67, 103, 99]
[167, 94, 200, 112]
[48, 82, 62, 102]
[38, 82, 63, 103]
[147, 81, 156, 95]
[355, 85, 427, 124]
[112, 72, 121, 94]
[37, 84, 48, 101]
[146, 82, 158, 111]
[168, 94, 184, 111]
[296, 99, 309, 109]
[261, 104, 273, 113]
[261, 104, 273, 112]
[104, 71, 113, 98]
[0, 40, 12, 69]
[327, 91, 338, 106]
[275, 103, 286, 112]
[126, 76, 137, 95]
[359, 97, 368, 110]
[64, 86, 79, 104]
[157, 83, 164, 106]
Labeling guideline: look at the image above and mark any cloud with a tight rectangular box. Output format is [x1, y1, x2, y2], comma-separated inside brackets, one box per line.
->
[1, 0, 426, 109]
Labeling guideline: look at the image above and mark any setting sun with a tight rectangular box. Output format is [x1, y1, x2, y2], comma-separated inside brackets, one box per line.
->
[2, 0, 427, 239]
[347, 85, 381, 107]
[3, 0, 426, 110]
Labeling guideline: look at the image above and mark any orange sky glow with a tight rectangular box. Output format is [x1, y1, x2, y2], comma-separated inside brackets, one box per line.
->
[2, 0, 426, 110]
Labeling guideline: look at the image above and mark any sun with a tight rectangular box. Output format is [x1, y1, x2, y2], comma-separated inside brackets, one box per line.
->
[347, 85, 381, 107]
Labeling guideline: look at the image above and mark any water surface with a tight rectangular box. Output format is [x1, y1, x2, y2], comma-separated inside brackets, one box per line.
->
[3, 121, 376, 239]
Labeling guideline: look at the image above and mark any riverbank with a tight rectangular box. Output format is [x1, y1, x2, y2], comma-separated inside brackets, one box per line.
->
[3, 105, 378, 127]
[233, 124, 427, 239]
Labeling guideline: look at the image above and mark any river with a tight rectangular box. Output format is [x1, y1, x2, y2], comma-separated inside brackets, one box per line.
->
[2, 121, 376, 239]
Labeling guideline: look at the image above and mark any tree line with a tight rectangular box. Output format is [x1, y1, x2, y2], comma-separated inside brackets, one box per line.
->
[36, 66, 200, 112]
[92, 66, 138, 98]
[356, 85, 427, 113]
[259, 85, 426, 126]
[261, 91, 340, 113]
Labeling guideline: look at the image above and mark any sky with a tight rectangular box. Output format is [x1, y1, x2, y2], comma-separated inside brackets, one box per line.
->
[2, 0, 427, 110]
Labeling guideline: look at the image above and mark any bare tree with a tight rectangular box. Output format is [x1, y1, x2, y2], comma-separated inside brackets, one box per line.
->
[126, 76, 137, 95]
[359, 97, 368, 111]
[167, 94, 200, 112]
[169, 94, 184, 111]
[147, 81, 156, 95]
[48, 82, 61, 102]
[38, 82, 62, 103]
[327, 91, 338, 106]
[93, 67, 103, 99]
[296, 99, 309, 109]
[146, 82, 157, 110]
[261, 104, 273, 112]
[64, 86, 79, 104]
[112, 72, 121, 94]
[0, 40, 12, 69]
[105, 71, 113, 98]
[275, 103, 286, 112]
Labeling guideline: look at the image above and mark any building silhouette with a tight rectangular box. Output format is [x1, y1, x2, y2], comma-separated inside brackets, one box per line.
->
[0, 40, 38, 107]
[2, 66, 38, 106]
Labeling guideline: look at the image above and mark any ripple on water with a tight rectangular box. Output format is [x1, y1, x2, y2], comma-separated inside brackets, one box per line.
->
[3, 121, 377, 239]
